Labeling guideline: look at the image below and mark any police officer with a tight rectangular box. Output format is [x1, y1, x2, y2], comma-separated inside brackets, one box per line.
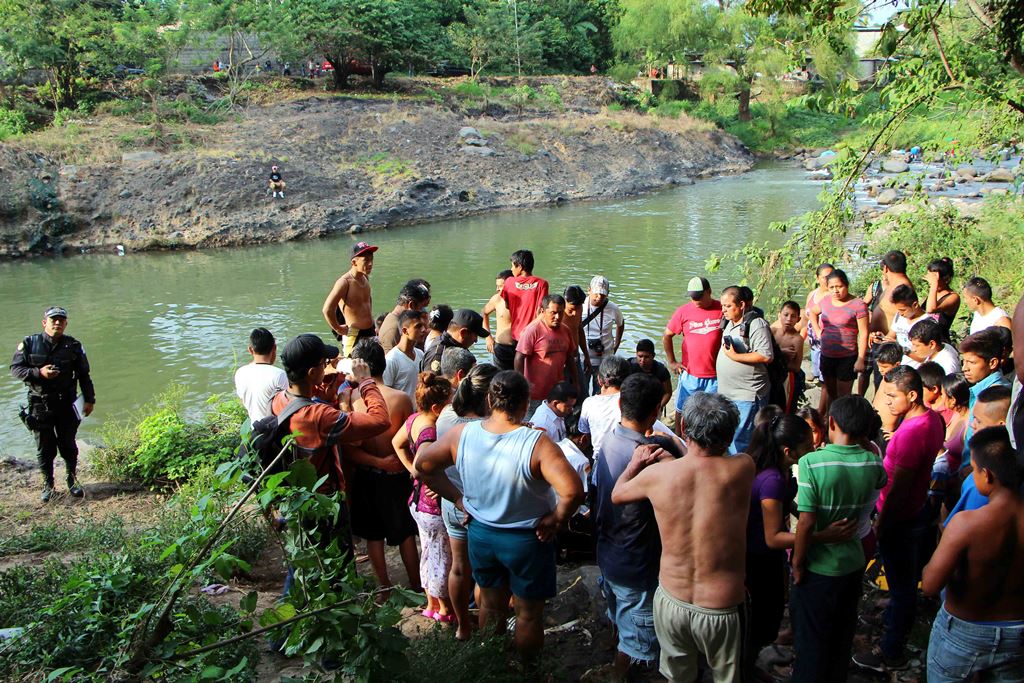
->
[11, 306, 95, 501]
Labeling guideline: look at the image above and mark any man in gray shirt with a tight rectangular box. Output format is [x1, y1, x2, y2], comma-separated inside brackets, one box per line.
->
[716, 286, 773, 454]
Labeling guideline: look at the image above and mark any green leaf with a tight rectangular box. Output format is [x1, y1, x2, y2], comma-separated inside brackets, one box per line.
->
[240, 590, 258, 612]
[286, 459, 318, 490]
[200, 665, 225, 679]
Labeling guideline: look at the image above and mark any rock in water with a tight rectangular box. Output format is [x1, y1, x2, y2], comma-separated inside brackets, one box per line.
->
[876, 188, 899, 205]
[986, 167, 1016, 182]
[881, 160, 909, 173]
[955, 165, 977, 178]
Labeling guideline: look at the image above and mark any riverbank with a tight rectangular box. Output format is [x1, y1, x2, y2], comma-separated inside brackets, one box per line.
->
[0, 76, 754, 259]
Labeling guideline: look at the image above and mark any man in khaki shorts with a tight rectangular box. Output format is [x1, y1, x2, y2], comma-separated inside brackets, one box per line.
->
[613, 391, 754, 681]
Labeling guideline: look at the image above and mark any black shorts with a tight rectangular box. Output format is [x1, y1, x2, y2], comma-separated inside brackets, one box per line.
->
[820, 354, 858, 382]
[493, 342, 516, 371]
[350, 467, 417, 545]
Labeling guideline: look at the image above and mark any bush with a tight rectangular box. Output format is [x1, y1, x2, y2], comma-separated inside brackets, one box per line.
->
[0, 107, 29, 139]
[608, 62, 642, 84]
[94, 386, 245, 487]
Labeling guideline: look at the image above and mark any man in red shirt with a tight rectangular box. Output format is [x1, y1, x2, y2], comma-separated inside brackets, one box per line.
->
[501, 249, 549, 343]
[662, 277, 723, 433]
[271, 333, 391, 559]
[515, 294, 580, 414]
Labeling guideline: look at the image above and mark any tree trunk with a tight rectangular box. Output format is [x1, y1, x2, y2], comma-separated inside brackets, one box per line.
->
[371, 63, 388, 88]
[738, 85, 751, 122]
[325, 56, 349, 89]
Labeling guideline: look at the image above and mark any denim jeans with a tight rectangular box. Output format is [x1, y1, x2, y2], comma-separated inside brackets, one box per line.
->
[728, 396, 764, 455]
[598, 575, 659, 663]
[928, 604, 1024, 682]
[878, 515, 927, 658]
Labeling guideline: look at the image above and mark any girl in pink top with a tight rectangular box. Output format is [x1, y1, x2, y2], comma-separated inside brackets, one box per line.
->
[393, 372, 454, 623]
[810, 269, 869, 417]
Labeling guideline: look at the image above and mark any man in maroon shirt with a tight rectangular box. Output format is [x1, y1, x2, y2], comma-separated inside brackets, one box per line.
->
[501, 249, 549, 343]
[515, 294, 581, 413]
[272, 333, 391, 559]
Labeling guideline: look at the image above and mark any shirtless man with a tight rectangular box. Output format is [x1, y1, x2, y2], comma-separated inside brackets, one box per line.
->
[862, 251, 912, 394]
[345, 340, 420, 592]
[771, 300, 805, 413]
[322, 242, 378, 357]
[612, 391, 754, 682]
[922, 426, 1024, 682]
[482, 269, 515, 370]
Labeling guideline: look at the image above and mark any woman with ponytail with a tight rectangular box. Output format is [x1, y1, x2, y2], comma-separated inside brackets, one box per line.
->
[745, 407, 856, 679]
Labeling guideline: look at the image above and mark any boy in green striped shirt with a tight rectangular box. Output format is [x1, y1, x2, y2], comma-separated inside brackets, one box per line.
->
[790, 395, 887, 683]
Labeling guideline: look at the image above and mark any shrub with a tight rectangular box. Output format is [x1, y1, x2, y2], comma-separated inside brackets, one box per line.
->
[0, 107, 28, 139]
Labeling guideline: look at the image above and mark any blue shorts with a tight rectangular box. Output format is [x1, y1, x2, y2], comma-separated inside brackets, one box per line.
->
[600, 575, 658, 663]
[675, 371, 718, 412]
[468, 521, 556, 600]
[441, 497, 468, 541]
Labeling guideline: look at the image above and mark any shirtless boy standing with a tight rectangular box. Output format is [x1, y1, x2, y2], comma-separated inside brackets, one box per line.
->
[771, 300, 805, 413]
[922, 426, 1024, 683]
[323, 242, 378, 356]
[482, 269, 515, 370]
[613, 391, 754, 682]
[862, 251, 912, 394]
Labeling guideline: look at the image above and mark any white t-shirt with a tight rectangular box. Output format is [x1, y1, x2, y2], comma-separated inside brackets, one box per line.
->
[530, 401, 566, 442]
[578, 392, 672, 455]
[557, 438, 590, 493]
[234, 363, 288, 421]
[383, 346, 424, 402]
[970, 307, 1010, 335]
[581, 300, 624, 363]
[890, 311, 934, 352]
[903, 343, 960, 376]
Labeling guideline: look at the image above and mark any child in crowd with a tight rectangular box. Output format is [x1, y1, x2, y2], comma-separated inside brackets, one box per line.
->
[796, 406, 827, 449]
[922, 426, 1024, 683]
[905, 318, 960, 376]
[392, 372, 454, 623]
[771, 301, 805, 412]
[959, 331, 1011, 472]
[929, 373, 971, 512]
[917, 361, 945, 412]
[791, 395, 887, 683]
[946, 383, 1012, 523]
[528, 381, 577, 442]
[872, 342, 905, 444]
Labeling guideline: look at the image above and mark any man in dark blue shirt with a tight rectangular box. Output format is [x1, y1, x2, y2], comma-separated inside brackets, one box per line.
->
[593, 372, 682, 678]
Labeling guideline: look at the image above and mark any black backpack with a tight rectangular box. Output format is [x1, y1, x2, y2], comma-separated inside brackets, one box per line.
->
[735, 309, 791, 411]
[244, 395, 314, 476]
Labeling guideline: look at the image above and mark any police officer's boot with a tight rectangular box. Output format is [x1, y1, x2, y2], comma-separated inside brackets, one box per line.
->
[67, 473, 83, 498]
[41, 479, 54, 502]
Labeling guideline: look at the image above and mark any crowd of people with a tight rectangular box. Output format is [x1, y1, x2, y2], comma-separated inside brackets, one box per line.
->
[23, 240, 1023, 681]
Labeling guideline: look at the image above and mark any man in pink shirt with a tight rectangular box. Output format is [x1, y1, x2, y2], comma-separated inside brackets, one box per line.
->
[515, 294, 579, 414]
[662, 277, 723, 433]
[502, 249, 549, 343]
[853, 365, 944, 673]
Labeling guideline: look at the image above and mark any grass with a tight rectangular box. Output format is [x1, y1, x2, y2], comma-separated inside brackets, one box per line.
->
[0, 518, 129, 557]
[340, 151, 418, 188]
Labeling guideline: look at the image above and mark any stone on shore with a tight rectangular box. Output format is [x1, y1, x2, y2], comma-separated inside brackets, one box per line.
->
[876, 188, 899, 205]
[881, 159, 909, 174]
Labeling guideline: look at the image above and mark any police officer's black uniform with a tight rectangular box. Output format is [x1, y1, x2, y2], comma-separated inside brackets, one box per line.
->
[11, 307, 95, 497]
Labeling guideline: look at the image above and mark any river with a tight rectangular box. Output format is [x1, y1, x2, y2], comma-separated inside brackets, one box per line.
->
[0, 163, 823, 458]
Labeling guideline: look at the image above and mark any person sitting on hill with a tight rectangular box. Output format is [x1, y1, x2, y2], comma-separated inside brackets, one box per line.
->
[269, 165, 286, 199]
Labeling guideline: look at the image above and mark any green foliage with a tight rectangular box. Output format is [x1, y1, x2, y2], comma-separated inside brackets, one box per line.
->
[94, 386, 246, 487]
[0, 518, 128, 557]
[402, 628, 565, 681]
[0, 107, 28, 139]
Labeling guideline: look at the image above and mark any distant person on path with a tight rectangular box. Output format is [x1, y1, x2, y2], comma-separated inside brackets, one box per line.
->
[718, 286, 774, 454]
[924, 257, 960, 339]
[421, 309, 489, 374]
[771, 301, 805, 413]
[501, 249, 549, 344]
[378, 281, 431, 353]
[790, 395, 887, 683]
[322, 242, 378, 356]
[803, 263, 835, 383]
[612, 391, 754, 683]
[482, 269, 515, 370]
[515, 294, 579, 413]
[415, 370, 585, 662]
[628, 338, 673, 411]
[11, 306, 95, 501]
[234, 327, 288, 422]
[269, 165, 285, 199]
[922, 426, 1024, 683]
[663, 277, 723, 434]
[582, 276, 625, 395]
[346, 340, 420, 594]
[964, 276, 1012, 335]
[810, 269, 868, 417]
[382, 310, 427, 402]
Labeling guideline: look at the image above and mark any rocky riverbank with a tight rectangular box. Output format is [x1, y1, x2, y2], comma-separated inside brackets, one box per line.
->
[0, 82, 753, 259]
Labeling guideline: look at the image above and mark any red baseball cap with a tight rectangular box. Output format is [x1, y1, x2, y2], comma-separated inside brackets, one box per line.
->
[351, 242, 378, 258]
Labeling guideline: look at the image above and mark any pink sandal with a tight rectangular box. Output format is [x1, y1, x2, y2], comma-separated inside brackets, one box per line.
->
[433, 612, 455, 623]
[421, 609, 437, 619]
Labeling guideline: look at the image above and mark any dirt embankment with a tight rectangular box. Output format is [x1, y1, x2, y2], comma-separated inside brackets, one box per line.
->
[0, 78, 753, 258]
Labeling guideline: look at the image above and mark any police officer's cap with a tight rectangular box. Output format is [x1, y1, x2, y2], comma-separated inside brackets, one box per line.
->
[281, 334, 339, 375]
[44, 306, 68, 319]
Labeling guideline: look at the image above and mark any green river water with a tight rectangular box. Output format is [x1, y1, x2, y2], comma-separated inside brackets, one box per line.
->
[0, 164, 823, 458]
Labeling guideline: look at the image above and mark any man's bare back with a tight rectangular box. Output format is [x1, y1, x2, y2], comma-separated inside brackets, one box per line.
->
[484, 292, 513, 346]
[615, 447, 754, 608]
[932, 496, 1024, 621]
[349, 383, 411, 469]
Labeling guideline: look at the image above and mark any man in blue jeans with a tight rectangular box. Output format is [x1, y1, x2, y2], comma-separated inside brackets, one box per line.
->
[716, 286, 773, 454]
[922, 426, 1024, 682]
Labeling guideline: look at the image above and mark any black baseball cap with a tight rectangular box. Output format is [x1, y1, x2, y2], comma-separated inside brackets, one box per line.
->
[281, 334, 339, 375]
[44, 306, 68, 319]
[351, 241, 379, 258]
[451, 309, 490, 337]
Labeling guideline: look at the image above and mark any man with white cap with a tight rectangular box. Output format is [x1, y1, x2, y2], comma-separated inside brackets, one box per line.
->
[582, 275, 625, 396]
[663, 277, 723, 434]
